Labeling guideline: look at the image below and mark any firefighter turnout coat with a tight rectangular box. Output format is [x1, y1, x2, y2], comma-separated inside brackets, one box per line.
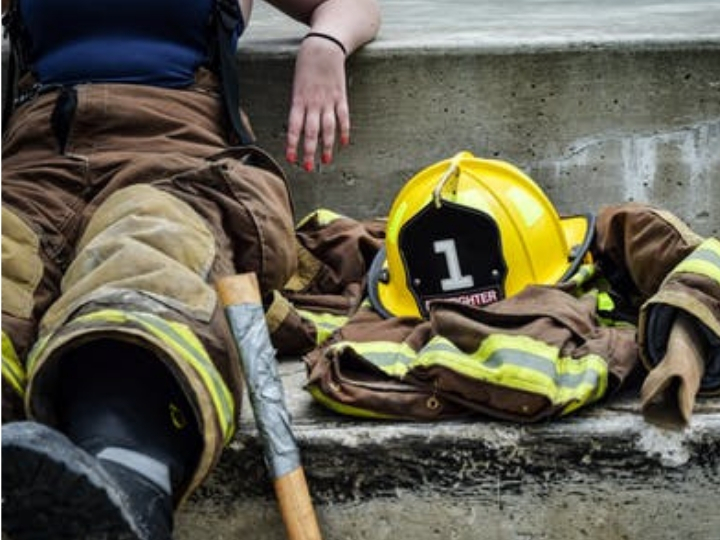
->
[269, 203, 720, 423]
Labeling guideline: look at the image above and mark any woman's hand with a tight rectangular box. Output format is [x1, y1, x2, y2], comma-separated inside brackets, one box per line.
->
[266, 0, 380, 171]
[285, 34, 350, 171]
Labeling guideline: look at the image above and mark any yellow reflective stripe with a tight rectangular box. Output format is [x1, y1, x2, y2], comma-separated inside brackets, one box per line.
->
[296, 208, 344, 229]
[328, 341, 416, 378]
[307, 385, 399, 420]
[28, 309, 234, 444]
[314, 209, 344, 226]
[670, 238, 720, 285]
[26, 334, 50, 375]
[127, 312, 235, 444]
[296, 308, 348, 345]
[412, 335, 608, 411]
[567, 263, 596, 287]
[2, 331, 26, 398]
[597, 291, 615, 312]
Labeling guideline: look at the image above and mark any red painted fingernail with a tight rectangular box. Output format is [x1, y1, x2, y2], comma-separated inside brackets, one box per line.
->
[341, 135, 350, 146]
[286, 150, 297, 164]
[303, 160, 314, 172]
[321, 152, 332, 165]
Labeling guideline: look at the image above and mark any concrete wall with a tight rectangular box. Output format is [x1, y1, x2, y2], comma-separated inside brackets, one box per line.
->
[239, 45, 720, 237]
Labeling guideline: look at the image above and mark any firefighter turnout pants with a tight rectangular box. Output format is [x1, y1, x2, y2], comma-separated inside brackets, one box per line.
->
[1, 77, 296, 502]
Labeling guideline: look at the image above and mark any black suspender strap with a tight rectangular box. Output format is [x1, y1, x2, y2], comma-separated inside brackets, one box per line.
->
[214, 0, 254, 145]
[2, 0, 27, 132]
[2, 35, 19, 132]
[51, 87, 78, 155]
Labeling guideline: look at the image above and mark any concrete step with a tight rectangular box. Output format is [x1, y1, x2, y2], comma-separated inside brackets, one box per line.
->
[238, 0, 720, 238]
[174, 2, 720, 539]
[175, 363, 720, 540]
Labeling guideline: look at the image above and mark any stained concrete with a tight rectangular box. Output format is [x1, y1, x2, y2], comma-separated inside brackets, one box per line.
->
[175, 363, 720, 540]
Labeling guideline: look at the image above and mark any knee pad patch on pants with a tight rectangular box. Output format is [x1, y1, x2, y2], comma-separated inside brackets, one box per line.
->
[2, 206, 44, 319]
[42, 185, 217, 331]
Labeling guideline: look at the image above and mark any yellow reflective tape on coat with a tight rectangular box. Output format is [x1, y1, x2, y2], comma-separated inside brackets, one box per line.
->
[295, 208, 344, 229]
[584, 288, 617, 316]
[668, 238, 720, 286]
[411, 334, 608, 413]
[296, 308, 349, 345]
[28, 309, 235, 444]
[2, 331, 27, 398]
[566, 263, 597, 288]
[306, 385, 401, 420]
[329, 340, 417, 378]
[596, 291, 616, 313]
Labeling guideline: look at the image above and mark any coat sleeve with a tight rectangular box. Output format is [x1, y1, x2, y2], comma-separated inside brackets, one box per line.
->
[592, 202, 704, 304]
[638, 237, 720, 395]
[267, 209, 386, 356]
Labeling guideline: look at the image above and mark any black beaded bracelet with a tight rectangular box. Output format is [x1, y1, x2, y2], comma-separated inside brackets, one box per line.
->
[302, 32, 347, 56]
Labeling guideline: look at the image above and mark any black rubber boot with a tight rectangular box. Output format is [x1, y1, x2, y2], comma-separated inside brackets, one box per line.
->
[55, 339, 203, 496]
[3, 339, 203, 540]
[1, 421, 174, 540]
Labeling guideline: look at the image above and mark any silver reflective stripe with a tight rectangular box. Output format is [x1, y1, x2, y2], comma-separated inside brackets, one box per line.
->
[482, 348, 601, 389]
[693, 247, 720, 268]
[424, 338, 601, 389]
[97, 446, 171, 495]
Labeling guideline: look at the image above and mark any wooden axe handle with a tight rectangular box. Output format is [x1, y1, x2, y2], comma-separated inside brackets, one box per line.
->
[274, 468, 323, 540]
[216, 273, 323, 540]
[216, 273, 262, 307]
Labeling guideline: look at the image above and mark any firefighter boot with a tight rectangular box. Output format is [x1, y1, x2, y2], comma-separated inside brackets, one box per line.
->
[2, 420, 174, 540]
[2, 339, 203, 540]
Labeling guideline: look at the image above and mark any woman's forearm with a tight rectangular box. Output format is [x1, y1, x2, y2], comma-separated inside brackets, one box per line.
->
[306, 0, 381, 55]
[266, 0, 381, 55]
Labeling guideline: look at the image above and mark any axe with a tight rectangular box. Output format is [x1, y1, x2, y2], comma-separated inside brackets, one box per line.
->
[216, 273, 323, 540]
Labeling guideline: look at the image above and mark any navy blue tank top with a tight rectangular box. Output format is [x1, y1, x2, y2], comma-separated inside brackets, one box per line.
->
[20, 0, 243, 88]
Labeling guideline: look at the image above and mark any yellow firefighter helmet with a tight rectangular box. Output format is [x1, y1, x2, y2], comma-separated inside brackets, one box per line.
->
[368, 151, 595, 319]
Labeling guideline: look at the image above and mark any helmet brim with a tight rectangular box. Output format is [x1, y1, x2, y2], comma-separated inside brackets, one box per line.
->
[367, 246, 399, 319]
[558, 213, 596, 282]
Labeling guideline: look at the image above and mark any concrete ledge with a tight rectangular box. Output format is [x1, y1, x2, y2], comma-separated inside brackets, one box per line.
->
[176, 362, 720, 540]
[242, 0, 720, 53]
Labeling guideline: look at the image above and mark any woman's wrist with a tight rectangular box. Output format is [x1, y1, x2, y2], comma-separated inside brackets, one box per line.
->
[302, 32, 347, 56]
